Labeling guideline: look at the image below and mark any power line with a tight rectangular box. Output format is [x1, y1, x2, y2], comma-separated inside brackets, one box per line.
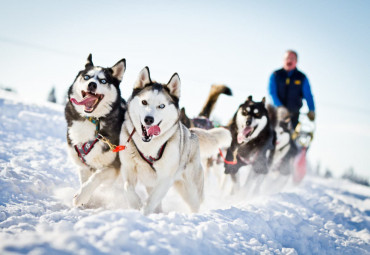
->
[0, 35, 79, 58]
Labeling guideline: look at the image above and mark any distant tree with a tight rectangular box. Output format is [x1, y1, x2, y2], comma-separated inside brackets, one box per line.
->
[315, 161, 321, 176]
[0, 85, 16, 93]
[324, 168, 332, 178]
[47, 87, 57, 103]
[342, 167, 369, 187]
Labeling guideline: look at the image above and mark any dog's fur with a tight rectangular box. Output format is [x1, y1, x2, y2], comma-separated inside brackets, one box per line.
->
[271, 107, 299, 175]
[179, 84, 233, 184]
[65, 54, 126, 207]
[224, 96, 276, 186]
[119, 67, 230, 215]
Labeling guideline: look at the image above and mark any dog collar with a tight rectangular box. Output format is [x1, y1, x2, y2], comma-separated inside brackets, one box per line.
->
[85, 116, 100, 137]
[137, 142, 168, 168]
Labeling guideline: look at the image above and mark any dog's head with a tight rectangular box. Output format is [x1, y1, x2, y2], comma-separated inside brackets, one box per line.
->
[68, 54, 126, 118]
[236, 96, 268, 144]
[128, 67, 180, 142]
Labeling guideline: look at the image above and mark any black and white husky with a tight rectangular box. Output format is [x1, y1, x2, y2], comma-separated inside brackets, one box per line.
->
[224, 96, 276, 193]
[65, 54, 126, 207]
[119, 67, 231, 215]
[272, 107, 298, 175]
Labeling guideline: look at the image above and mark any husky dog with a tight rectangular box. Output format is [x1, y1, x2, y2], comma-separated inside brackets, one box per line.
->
[180, 84, 233, 184]
[272, 107, 298, 175]
[65, 54, 126, 207]
[224, 96, 276, 193]
[119, 67, 231, 215]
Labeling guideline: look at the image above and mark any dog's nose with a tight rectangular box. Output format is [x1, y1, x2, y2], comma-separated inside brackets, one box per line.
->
[246, 119, 252, 126]
[144, 116, 154, 125]
[88, 82, 97, 92]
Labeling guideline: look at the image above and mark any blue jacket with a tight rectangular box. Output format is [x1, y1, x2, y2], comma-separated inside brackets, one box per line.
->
[269, 68, 315, 113]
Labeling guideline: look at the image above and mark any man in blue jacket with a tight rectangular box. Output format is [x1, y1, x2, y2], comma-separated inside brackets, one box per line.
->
[268, 50, 315, 129]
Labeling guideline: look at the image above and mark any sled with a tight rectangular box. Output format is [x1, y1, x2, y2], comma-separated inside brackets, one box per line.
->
[292, 114, 315, 184]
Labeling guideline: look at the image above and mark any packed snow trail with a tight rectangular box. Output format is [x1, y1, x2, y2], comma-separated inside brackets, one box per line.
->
[0, 90, 369, 254]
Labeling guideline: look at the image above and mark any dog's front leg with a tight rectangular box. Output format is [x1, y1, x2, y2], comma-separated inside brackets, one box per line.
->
[122, 168, 142, 210]
[78, 166, 93, 184]
[73, 167, 117, 207]
[123, 181, 142, 210]
[142, 178, 173, 215]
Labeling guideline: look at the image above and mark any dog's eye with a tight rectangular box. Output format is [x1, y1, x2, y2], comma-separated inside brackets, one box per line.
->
[83, 75, 90, 80]
[142, 100, 148, 105]
[100, 79, 107, 84]
[242, 110, 247, 116]
[158, 104, 165, 109]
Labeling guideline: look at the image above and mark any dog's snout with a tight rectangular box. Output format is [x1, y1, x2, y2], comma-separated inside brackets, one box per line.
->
[144, 116, 154, 125]
[88, 82, 97, 91]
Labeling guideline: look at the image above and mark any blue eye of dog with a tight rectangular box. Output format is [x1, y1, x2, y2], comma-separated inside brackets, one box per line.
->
[83, 75, 90, 80]
[158, 104, 165, 109]
[100, 79, 107, 84]
[142, 100, 148, 105]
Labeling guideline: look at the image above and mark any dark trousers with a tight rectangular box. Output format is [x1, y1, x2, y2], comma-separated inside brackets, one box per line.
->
[291, 112, 300, 130]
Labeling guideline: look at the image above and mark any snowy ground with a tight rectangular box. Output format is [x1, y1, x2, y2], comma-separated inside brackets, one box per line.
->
[0, 90, 369, 255]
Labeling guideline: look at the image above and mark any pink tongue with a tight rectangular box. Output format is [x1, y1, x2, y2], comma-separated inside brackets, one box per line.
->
[70, 96, 97, 106]
[237, 126, 253, 143]
[147, 125, 161, 136]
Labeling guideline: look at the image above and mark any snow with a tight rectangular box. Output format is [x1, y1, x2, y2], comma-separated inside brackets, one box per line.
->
[0, 90, 369, 255]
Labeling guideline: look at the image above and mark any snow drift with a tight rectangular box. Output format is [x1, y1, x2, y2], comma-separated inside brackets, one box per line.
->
[0, 90, 369, 254]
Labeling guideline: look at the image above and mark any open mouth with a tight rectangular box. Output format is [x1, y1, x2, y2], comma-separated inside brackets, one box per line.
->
[237, 126, 255, 144]
[70, 91, 104, 113]
[141, 122, 161, 142]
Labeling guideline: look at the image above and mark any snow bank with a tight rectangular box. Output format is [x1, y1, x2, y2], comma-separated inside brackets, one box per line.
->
[0, 90, 369, 254]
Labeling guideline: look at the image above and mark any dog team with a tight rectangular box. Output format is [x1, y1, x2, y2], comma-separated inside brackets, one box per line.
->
[65, 54, 301, 215]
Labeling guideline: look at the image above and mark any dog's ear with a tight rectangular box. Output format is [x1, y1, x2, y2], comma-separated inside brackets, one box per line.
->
[111, 59, 126, 82]
[262, 97, 266, 104]
[247, 95, 253, 101]
[85, 54, 93, 68]
[134, 67, 151, 89]
[167, 73, 181, 98]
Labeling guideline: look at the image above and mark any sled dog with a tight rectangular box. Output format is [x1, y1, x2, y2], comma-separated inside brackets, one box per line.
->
[271, 107, 298, 175]
[180, 84, 233, 184]
[224, 96, 276, 192]
[119, 67, 230, 214]
[65, 54, 126, 207]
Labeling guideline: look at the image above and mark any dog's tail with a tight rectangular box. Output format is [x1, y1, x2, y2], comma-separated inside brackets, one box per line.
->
[191, 127, 232, 159]
[198, 84, 232, 118]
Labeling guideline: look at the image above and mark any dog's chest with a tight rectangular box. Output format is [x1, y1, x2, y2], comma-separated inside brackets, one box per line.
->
[134, 146, 180, 187]
[68, 120, 115, 168]
[68, 120, 97, 145]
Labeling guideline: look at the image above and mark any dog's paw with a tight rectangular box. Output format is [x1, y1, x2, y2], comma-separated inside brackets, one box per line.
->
[73, 190, 90, 207]
[140, 207, 150, 216]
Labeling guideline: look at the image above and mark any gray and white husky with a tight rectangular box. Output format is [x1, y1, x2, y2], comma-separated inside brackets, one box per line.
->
[65, 54, 126, 207]
[119, 67, 231, 215]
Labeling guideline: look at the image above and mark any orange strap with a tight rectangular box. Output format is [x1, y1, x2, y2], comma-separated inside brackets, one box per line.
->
[219, 148, 237, 165]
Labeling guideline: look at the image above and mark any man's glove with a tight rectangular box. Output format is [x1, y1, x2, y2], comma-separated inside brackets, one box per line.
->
[307, 111, 315, 121]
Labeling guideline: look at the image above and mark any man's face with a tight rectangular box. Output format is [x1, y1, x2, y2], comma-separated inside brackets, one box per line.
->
[283, 52, 297, 71]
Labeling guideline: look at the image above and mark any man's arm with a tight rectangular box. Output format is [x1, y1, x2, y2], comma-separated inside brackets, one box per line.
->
[268, 73, 282, 107]
[302, 77, 315, 111]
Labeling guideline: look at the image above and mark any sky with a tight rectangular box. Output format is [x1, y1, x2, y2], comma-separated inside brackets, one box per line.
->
[0, 0, 369, 179]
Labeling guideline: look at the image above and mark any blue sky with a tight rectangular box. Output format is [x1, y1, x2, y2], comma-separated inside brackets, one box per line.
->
[1, 0, 369, 179]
